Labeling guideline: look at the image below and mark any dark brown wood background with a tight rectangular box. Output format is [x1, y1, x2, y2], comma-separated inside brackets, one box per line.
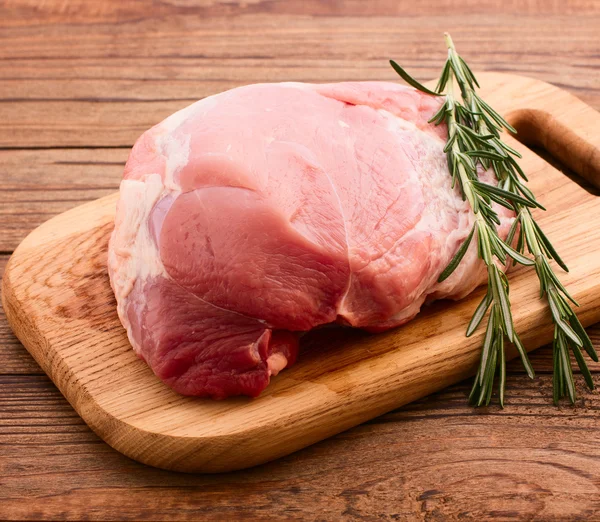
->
[2, 1, 600, 520]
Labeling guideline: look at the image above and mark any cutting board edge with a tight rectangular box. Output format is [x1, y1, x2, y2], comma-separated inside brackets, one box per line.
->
[5, 235, 600, 472]
[3, 71, 600, 473]
[0, 264, 467, 472]
[0, 254, 434, 472]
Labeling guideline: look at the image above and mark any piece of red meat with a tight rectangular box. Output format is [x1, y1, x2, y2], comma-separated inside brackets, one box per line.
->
[108, 81, 513, 399]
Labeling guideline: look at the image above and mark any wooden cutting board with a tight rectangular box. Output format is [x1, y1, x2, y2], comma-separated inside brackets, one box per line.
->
[3, 73, 600, 473]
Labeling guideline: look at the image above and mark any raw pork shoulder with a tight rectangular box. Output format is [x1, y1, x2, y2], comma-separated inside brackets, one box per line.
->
[108, 81, 513, 399]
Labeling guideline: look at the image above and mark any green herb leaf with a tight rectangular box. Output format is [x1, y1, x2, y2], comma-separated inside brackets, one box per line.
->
[467, 291, 493, 336]
[438, 225, 475, 282]
[513, 333, 535, 379]
[472, 181, 537, 208]
[532, 219, 569, 272]
[389, 60, 442, 96]
[499, 240, 535, 266]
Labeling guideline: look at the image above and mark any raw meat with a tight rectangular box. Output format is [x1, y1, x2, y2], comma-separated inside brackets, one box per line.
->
[108, 81, 514, 399]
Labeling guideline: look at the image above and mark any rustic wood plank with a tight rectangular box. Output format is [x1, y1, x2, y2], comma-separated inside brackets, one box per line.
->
[3, 0, 599, 23]
[2, 0, 600, 518]
[0, 12, 598, 147]
[0, 148, 126, 250]
[1, 373, 599, 521]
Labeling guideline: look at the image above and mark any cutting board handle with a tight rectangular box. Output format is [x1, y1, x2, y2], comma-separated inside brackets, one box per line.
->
[496, 74, 600, 189]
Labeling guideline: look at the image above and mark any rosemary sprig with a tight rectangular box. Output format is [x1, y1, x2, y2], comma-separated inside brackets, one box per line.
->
[390, 33, 598, 406]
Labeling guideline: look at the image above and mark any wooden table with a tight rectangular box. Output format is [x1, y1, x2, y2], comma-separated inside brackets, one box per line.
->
[2, 1, 600, 519]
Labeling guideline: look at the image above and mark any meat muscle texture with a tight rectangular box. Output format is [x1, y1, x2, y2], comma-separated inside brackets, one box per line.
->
[108, 81, 513, 399]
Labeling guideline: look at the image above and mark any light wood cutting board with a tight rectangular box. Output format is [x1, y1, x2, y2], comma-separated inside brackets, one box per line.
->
[3, 73, 600, 473]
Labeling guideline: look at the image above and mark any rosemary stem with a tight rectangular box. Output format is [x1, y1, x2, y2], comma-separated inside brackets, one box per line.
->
[444, 32, 455, 53]
[446, 70, 477, 210]
[390, 33, 597, 405]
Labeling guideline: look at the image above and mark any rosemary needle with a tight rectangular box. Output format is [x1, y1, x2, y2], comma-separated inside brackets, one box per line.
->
[390, 33, 598, 406]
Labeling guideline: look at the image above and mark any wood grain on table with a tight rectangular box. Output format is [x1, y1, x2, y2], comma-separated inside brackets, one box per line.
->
[1, 0, 600, 520]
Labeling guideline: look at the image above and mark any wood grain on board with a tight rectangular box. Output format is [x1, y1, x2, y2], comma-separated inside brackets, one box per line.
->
[2, 0, 600, 519]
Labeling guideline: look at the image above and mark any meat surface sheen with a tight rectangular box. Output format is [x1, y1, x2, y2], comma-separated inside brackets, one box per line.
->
[108, 81, 514, 399]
